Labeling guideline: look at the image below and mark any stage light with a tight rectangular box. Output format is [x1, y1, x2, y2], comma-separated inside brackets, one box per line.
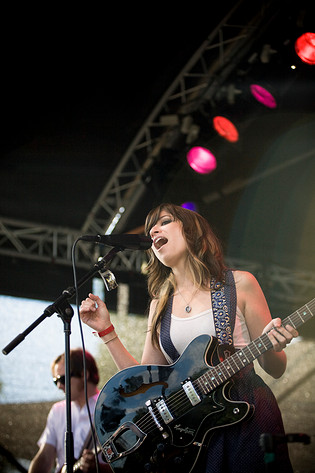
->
[181, 201, 197, 211]
[187, 146, 217, 175]
[213, 116, 239, 143]
[250, 84, 277, 108]
[295, 32, 315, 65]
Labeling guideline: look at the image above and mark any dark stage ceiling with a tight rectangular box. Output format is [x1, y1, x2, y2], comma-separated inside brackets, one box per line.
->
[1, 1, 315, 329]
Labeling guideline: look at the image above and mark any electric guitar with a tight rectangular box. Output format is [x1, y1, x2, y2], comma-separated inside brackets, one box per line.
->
[94, 298, 315, 473]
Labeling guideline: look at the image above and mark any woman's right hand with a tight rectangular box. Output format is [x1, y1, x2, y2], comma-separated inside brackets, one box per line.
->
[80, 293, 111, 332]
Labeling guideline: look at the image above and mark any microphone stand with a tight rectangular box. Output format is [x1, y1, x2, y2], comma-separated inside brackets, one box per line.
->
[2, 245, 122, 473]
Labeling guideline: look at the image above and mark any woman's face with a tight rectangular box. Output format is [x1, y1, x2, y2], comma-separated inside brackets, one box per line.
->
[149, 211, 188, 268]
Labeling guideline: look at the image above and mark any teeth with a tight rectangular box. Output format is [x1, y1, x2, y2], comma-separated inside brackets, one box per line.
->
[154, 237, 167, 249]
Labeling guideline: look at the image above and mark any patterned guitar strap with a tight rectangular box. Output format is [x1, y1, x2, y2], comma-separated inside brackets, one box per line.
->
[160, 269, 236, 362]
[210, 269, 236, 345]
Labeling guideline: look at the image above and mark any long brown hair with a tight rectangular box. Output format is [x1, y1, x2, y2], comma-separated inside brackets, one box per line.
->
[144, 203, 226, 346]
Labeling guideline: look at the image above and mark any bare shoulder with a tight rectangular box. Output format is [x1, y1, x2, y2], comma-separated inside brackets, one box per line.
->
[233, 269, 259, 290]
[233, 269, 270, 321]
[233, 270, 263, 313]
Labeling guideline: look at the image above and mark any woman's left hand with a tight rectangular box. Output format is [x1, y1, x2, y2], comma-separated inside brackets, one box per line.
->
[263, 317, 299, 352]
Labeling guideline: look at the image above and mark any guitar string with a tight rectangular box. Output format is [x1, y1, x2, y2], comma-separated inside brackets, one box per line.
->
[135, 367, 225, 433]
[136, 358, 240, 435]
[139, 348, 249, 428]
[129, 300, 315, 434]
[136, 384, 198, 433]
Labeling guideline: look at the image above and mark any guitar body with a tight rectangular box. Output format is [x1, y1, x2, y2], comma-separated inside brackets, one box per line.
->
[94, 335, 252, 473]
[94, 298, 315, 472]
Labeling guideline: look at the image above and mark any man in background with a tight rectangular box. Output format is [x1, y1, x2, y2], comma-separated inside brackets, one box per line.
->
[28, 348, 110, 473]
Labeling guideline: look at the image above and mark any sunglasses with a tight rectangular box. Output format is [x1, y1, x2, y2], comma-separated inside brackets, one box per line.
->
[53, 374, 66, 386]
[53, 373, 76, 386]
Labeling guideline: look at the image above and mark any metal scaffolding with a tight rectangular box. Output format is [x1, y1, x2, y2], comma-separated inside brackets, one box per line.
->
[1, 216, 315, 306]
[1, 0, 314, 306]
[1, 1, 280, 268]
[81, 0, 280, 238]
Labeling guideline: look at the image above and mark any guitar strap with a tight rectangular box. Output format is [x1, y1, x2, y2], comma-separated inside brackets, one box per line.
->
[160, 269, 237, 362]
[160, 295, 179, 362]
[210, 269, 236, 346]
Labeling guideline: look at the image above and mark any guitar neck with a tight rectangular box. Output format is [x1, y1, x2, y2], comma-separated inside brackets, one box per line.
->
[198, 297, 315, 393]
[61, 446, 102, 473]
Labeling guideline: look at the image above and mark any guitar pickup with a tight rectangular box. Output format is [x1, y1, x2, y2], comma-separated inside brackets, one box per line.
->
[155, 398, 174, 424]
[182, 379, 201, 406]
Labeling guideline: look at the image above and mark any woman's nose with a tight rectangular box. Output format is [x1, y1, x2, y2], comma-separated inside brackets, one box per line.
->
[150, 224, 160, 237]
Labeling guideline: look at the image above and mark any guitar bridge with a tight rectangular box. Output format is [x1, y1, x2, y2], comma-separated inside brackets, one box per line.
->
[182, 379, 201, 406]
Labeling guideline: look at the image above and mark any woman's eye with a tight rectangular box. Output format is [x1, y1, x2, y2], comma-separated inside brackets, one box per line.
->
[149, 217, 174, 234]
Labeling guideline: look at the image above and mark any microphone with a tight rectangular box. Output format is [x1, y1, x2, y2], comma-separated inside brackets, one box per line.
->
[80, 234, 152, 250]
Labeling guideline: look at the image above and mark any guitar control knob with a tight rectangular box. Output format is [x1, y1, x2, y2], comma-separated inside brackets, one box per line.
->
[157, 443, 165, 452]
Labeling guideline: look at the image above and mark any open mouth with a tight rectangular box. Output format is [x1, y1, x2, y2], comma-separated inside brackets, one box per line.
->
[154, 237, 168, 250]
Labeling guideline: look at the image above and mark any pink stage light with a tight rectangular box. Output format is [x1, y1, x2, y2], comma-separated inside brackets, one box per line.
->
[295, 32, 315, 65]
[187, 147, 217, 175]
[250, 84, 277, 108]
[213, 116, 239, 142]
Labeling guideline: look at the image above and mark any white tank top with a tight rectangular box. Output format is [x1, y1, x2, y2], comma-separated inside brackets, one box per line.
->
[161, 306, 251, 364]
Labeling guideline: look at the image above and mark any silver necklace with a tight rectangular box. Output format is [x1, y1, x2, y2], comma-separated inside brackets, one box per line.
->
[177, 288, 197, 313]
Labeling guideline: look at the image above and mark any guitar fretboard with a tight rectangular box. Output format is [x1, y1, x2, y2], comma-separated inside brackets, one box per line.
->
[196, 297, 315, 395]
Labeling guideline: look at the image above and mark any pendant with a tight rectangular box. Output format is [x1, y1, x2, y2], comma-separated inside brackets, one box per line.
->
[185, 305, 192, 313]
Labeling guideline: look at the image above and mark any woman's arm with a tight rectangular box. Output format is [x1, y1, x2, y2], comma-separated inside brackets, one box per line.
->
[80, 294, 167, 370]
[80, 293, 138, 370]
[234, 270, 298, 378]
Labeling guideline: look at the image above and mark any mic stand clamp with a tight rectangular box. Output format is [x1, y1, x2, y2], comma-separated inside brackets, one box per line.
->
[99, 269, 118, 291]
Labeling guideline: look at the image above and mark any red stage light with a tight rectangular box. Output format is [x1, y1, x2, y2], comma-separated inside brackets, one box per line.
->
[295, 32, 315, 65]
[213, 116, 239, 142]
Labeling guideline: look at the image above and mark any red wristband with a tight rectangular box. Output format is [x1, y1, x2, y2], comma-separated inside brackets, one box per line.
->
[96, 324, 115, 338]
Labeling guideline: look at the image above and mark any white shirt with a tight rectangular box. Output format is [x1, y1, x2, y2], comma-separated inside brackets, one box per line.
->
[160, 306, 250, 363]
[38, 393, 98, 472]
